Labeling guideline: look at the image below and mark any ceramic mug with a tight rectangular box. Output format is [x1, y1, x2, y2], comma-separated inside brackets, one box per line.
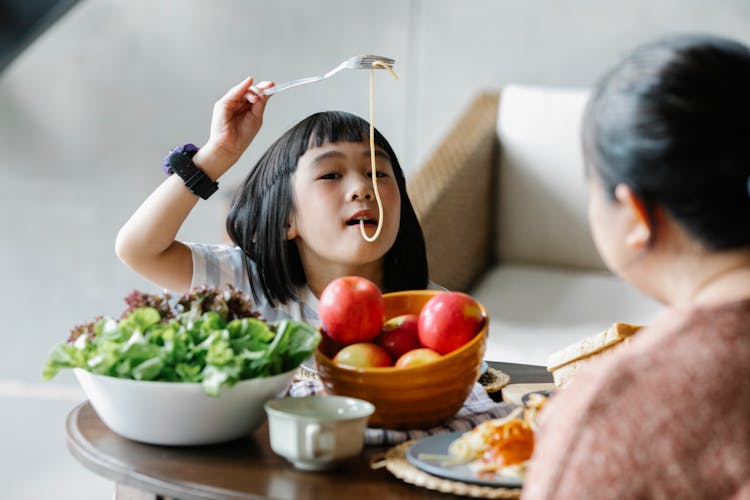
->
[264, 395, 375, 470]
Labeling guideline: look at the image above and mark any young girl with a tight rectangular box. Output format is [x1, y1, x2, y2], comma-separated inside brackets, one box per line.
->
[523, 35, 750, 499]
[115, 77, 428, 324]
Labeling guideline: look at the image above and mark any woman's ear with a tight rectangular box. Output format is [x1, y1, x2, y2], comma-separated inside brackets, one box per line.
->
[286, 218, 297, 240]
[614, 184, 652, 249]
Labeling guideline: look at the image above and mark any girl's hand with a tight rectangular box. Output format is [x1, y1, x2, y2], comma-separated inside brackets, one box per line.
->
[205, 77, 274, 167]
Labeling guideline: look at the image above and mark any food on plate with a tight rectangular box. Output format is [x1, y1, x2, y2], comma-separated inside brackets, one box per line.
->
[42, 287, 321, 396]
[445, 408, 534, 480]
[319, 276, 385, 344]
[521, 390, 551, 431]
[418, 292, 484, 354]
[546, 322, 642, 387]
[416, 393, 548, 481]
[333, 342, 392, 368]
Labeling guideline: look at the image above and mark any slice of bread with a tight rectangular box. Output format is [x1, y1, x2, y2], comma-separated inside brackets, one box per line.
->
[547, 323, 642, 387]
[547, 322, 641, 371]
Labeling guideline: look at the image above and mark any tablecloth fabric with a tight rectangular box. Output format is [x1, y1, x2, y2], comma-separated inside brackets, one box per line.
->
[289, 379, 516, 445]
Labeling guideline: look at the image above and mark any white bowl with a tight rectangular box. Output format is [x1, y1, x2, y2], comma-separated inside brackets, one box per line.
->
[74, 368, 296, 445]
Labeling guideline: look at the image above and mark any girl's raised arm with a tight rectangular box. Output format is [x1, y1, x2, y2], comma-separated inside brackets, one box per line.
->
[115, 77, 273, 293]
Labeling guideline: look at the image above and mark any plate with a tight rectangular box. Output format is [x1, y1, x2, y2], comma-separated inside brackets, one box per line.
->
[406, 432, 524, 488]
[521, 389, 552, 406]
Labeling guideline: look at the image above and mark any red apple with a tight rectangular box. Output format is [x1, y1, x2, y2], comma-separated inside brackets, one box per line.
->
[333, 342, 392, 368]
[319, 276, 384, 344]
[375, 314, 421, 359]
[418, 292, 484, 354]
[394, 348, 442, 369]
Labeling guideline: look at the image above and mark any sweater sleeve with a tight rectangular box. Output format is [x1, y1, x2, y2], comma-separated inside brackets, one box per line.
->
[522, 366, 599, 500]
[524, 303, 750, 500]
[521, 356, 646, 500]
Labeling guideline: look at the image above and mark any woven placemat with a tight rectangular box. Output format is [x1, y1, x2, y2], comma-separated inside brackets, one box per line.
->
[370, 440, 521, 499]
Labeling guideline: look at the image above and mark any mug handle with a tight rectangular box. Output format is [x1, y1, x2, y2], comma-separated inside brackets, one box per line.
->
[304, 423, 334, 460]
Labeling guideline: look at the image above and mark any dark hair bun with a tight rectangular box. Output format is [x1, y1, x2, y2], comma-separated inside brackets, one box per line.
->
[584, 34, 750, 250]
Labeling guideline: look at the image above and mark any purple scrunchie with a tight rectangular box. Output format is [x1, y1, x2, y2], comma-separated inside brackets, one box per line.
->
[162, 143, 199, 175]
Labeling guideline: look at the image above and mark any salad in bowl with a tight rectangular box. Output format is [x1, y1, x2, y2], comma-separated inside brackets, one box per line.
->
[44, 287, 321, 445]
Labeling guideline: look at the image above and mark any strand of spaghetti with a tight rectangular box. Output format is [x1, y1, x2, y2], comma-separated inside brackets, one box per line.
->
[359, 60, 399, 242]
[373, 60, 399, 80]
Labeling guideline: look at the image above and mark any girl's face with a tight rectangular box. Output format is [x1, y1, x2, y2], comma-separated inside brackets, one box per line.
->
[289, 140, 401, 271]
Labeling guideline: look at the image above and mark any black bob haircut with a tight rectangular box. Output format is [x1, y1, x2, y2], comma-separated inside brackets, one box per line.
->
[583, 34, 750, 250]
[226, 111, 429, 305]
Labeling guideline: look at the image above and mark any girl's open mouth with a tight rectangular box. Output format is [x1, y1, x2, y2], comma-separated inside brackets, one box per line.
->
[346, 211, 378, 227]
[346, 216, 378, 227]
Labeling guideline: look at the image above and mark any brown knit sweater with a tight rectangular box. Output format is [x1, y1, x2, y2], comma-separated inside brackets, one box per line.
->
[523, 299, 750, 500]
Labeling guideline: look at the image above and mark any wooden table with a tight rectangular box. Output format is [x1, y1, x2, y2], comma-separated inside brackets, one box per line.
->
[66, 361, 552, 500]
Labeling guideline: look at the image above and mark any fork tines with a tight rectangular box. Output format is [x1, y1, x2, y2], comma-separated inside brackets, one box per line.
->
[358, 54, 396, 67]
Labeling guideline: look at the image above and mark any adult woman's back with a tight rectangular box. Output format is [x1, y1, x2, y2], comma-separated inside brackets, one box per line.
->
[523, 34, 750, 500]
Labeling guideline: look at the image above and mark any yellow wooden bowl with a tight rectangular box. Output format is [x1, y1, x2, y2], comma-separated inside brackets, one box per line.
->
[314, 290, 488, 429]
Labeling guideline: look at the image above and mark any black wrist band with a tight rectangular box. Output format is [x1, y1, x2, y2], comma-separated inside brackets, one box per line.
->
[166, 147, 219, 200]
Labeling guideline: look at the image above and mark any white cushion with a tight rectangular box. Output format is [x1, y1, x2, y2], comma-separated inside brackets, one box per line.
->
[472, 263, 662, 366]
[497, 85, 604, 271]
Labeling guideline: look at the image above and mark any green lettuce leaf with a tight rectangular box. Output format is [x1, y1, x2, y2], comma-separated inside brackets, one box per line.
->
[42, 288, 322, 395]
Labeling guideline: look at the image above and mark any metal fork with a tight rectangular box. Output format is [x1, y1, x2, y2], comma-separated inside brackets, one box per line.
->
[262, 54, 396, 95]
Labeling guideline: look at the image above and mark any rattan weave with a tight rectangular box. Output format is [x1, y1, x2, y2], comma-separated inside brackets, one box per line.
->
[408, 92, 501, 292]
